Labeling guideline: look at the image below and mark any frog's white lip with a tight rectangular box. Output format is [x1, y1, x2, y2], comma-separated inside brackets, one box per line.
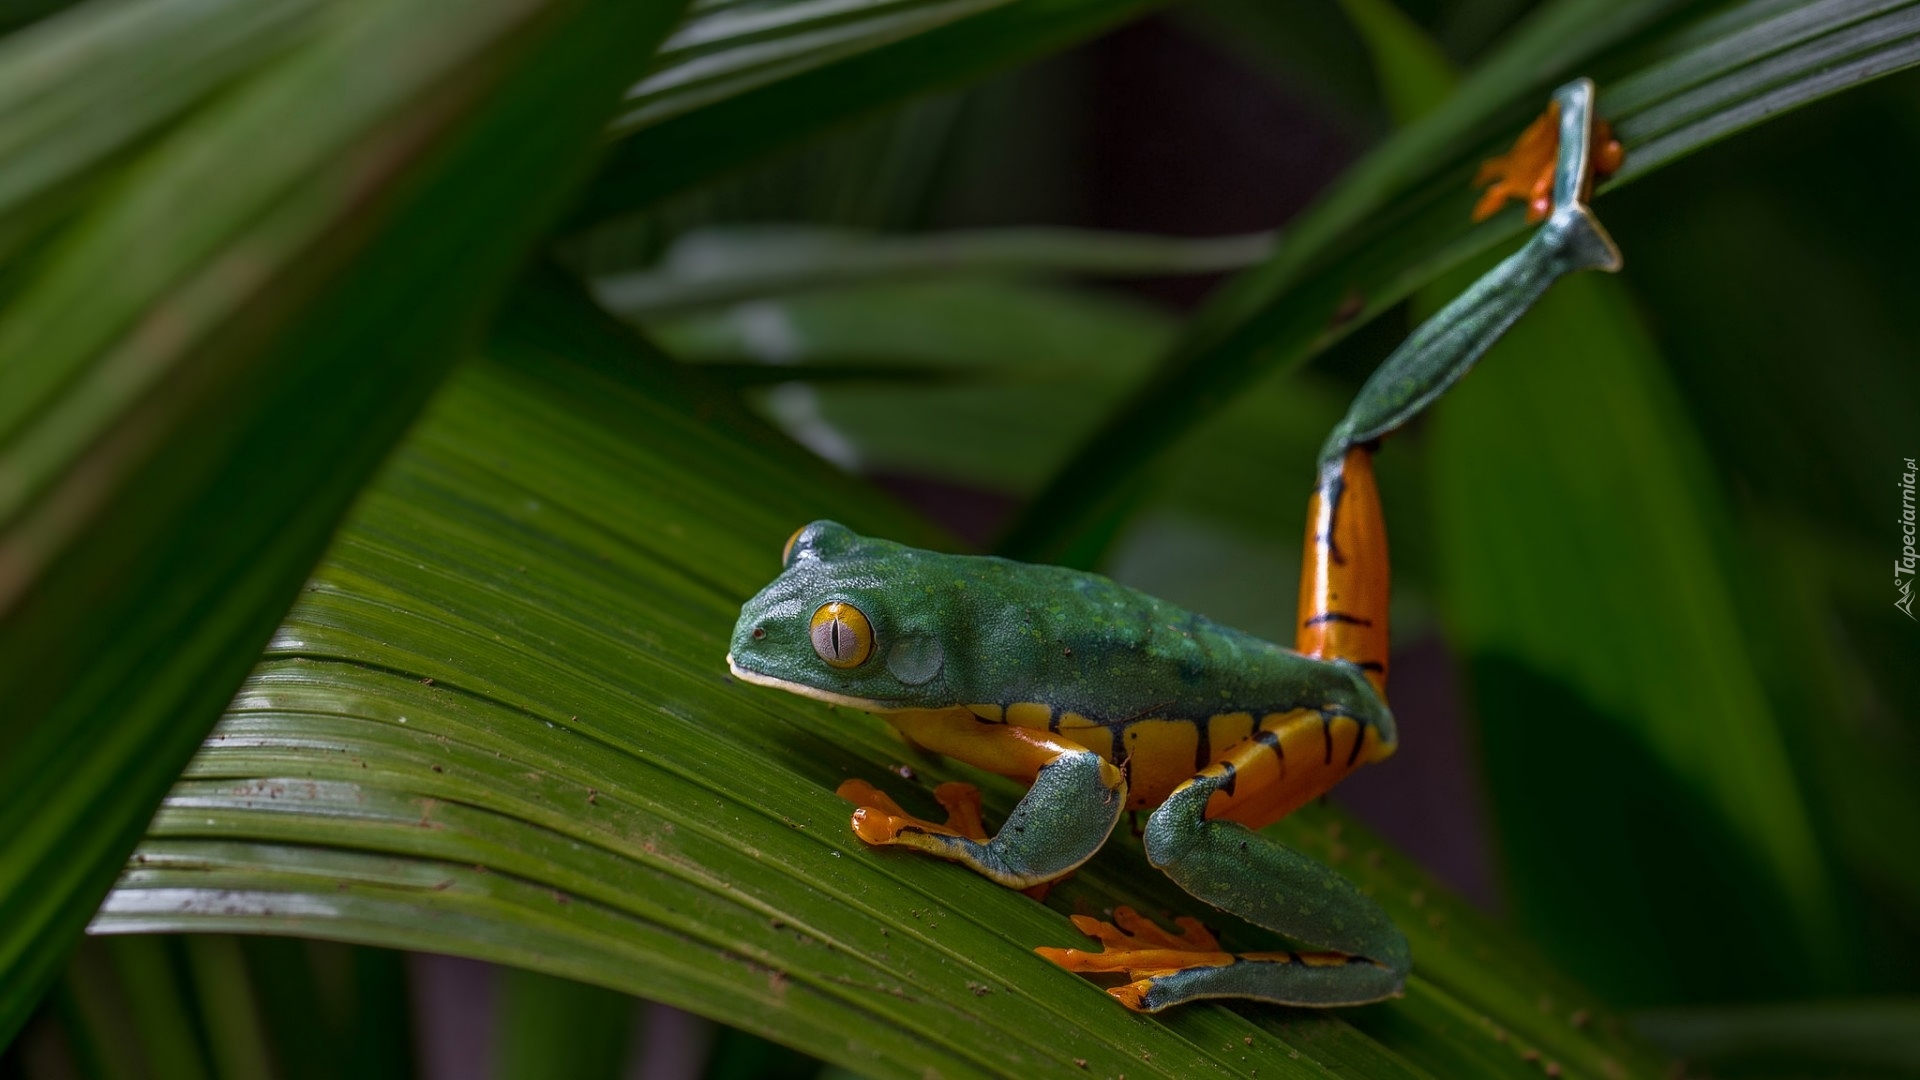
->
[725, 652, 899, 712]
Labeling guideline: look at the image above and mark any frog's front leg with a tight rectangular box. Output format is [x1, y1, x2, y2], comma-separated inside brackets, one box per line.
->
[1041, 729, 1408, 1011]
[840, 708, 1127, 890]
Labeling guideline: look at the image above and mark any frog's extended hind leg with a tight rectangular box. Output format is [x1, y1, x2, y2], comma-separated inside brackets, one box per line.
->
[1046, 79, 1630, 1015]
[1041, 710, 1406, 1010]
[1298, 80, 1622, 704]
[839, 709, 1127, 889]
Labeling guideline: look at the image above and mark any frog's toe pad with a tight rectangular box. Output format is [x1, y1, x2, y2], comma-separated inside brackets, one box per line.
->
[930, 781, 988, 841]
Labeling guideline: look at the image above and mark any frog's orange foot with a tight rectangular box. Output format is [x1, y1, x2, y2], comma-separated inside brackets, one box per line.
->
[836, 778, 988, 845]
[1035, 906, 1235, 991]
[1039, 907, 1362, 1011]
[1472, 101, 1624, 223]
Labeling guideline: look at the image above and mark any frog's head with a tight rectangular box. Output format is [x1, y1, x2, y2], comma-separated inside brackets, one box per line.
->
[727, 520, 953, 711]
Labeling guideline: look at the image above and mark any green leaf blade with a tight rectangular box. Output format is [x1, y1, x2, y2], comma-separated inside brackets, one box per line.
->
[999, 0, 1920, 564]
[1427, 272, 1846, 1003]
[89, 278, 1672, 1078]
[571, 0, 1164, 224]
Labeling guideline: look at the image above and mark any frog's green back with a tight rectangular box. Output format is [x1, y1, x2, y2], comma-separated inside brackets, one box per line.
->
[727, 523, 1393, 806]
[933, 551, 1374, 722]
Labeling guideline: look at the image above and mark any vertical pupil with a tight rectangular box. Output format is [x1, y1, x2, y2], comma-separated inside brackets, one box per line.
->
[812, 602, 867, 667]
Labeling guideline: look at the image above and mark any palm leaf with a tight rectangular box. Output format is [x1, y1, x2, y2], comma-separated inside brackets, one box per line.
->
[94, 276, 1669, 1079]
[0, 0, 323, 262]
[620, 0, 1024, 133]
[591, 225, 1276, 317]
[569, 0, 1164, 224]
[0, 0, 686, 1039]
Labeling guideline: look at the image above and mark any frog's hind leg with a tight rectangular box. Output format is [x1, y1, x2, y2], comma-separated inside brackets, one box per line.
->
[1297, 446, 1392, 698]
[840, 710, 1128, 890]
[1298, 81, 1623, 706]
[1040, 714, 1405, 1012]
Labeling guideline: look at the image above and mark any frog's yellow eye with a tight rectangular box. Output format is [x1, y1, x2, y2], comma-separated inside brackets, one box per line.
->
[810, 602, 873, 668]
[782, 525, 807, 566]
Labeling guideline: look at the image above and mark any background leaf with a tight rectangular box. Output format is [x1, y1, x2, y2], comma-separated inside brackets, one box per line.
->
[19, 934, 414, 1079]
[570, 0, 1165, 225]
[1427, 271, 1844, 1003]
[0, 0, 686, 1040]
[646, 277, 1181, 491]
[591, 225, 1275, 317]
[495, 968, 633, 1080]
[1606, 78, 1920, 988]
[1336, 0, 1457, 124]
[1632, 998, 1920, 1075]
[998, 0, 1920, 563]
[0, 0, 323, 264]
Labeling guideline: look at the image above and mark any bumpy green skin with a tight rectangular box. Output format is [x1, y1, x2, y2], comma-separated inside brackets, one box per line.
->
[728, 523, 1387, 729]
[727, 77, 1622, 1012]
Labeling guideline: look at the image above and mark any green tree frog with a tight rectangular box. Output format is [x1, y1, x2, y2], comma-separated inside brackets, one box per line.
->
[727, 79, 1622, 1012]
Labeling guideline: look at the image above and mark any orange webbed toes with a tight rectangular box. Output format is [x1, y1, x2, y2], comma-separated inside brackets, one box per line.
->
[931, 781, 988, 841]
[839, 779, 917, 845]
[1473, 102, 1625, 222]
[1034, 945, 1095, 970]
[836, 778, 908, 817]
[1067, 913, 1134, 949]
[1037, 944, 1215, 977]
[1042, 907, 1235, 980]
[837, 778, 980, 845]
[1170, 916, 1221, 951]
[1108, 981, 1155, 1012]
[1110, 906, 1222, 952]
[1473, 102, 1560, 222]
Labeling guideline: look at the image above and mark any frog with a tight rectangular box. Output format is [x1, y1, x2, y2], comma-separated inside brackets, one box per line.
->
[725, 78, 1623, 1012]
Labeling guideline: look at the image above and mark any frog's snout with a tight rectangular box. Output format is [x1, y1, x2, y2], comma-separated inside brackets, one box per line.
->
[726, 608, 781, 683]
[725, 643, 799, 695]
[726, 624, 769, 673]
[724, 648, 764, 682]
